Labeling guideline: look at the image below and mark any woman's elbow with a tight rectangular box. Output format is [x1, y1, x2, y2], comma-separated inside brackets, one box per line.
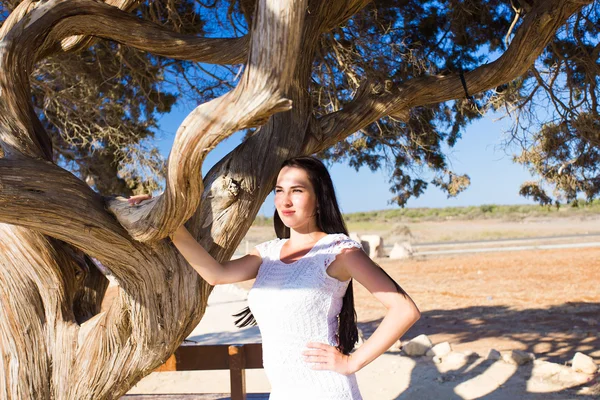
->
[205, 277, 218, 286]
[205, 272, 222, 286]
[391, 301, 420, 323]
[189, 264, 219, 286]
[405, 303, 421, 324]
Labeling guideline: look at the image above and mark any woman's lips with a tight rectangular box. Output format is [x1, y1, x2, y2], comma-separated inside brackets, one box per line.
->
[281, 211, 295, 216]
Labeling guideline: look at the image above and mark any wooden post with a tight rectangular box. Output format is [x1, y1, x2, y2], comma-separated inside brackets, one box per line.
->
[229, 345, 247, 400]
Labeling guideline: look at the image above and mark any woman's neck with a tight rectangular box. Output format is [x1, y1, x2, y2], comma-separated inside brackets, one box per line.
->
[288, 222, 326, 246]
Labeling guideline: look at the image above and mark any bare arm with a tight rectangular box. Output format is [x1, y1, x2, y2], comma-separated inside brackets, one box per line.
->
[171, 224, 262, 285]
[340, 248, 420, 372]
[304, 248, 420, 375]
[128, 194, 262, 285]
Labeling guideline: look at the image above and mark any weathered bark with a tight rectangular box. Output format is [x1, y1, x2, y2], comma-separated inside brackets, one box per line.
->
[0, 0, 591, 399]
[0, 0, 141, 53]
[0, 0, 306, 398]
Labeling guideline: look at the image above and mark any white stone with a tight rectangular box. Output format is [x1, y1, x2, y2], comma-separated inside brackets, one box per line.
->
[402, 334, 433, 356]
[349, 232, 361, 243]
[432, 355, 442, 364]
[445, 352, 469, 365]
[389, 242, 414, 260]
[360, 234, 385, 258]
[425, 342, 452, 358]
[486, 349, 501, 360]
[572, 352, 599, 375]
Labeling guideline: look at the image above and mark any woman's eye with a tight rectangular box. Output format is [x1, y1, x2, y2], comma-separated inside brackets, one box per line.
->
[293, 189, 302, 193]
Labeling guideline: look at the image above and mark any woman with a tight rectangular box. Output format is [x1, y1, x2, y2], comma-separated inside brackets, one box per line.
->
[129, 156, 420, 400]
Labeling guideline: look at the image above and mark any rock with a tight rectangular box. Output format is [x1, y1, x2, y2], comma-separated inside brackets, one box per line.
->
[462, 350, 477, 357]
[503, 350, 535, 365]
[360, 234, 385, 258]
[402, 334, 433, 356]
[425, 342, 452, 358]
[389, 242, 414, 260]
[445, 352, 469, 365]
[486, 349, 501, 361]
[572, 352, 599, 375]
[349, 232, 361, 243]
[432, 355, 442, 364]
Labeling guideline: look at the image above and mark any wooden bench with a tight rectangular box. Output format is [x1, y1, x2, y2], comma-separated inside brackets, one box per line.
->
[123, 343, 268, 400]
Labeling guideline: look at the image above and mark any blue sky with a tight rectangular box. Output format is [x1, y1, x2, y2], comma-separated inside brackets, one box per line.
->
[156, 106, 536, 216]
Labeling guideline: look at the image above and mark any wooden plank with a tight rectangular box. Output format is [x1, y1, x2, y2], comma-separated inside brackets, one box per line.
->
[122, 394, 269, 400]
[241, 343, 263, 369]
[123, 395, 229, 400]
[155, 343, 263, 372]
[175, 344, 231, 370]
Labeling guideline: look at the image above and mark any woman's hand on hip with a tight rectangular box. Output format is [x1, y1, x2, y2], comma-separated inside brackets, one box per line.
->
[303, 342, 358, 375]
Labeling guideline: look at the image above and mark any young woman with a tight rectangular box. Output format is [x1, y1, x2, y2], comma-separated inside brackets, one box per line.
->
[129, 156, 420, 400]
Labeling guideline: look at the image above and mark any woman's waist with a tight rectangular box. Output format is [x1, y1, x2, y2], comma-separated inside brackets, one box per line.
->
[261, 336, 337, 367]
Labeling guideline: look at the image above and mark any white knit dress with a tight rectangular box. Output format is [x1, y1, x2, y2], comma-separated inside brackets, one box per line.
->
[247, 233, 364, 400]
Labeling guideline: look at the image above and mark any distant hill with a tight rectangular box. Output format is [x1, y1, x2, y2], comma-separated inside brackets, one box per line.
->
[253, 200, 600, 226]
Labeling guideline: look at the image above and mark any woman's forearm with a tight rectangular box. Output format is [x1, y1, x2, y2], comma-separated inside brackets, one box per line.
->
[349, 305, 420, 373]
[171, 225, 225, 285]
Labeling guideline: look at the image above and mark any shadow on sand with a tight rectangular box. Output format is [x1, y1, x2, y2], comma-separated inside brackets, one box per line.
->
[358, 302, 600, 399]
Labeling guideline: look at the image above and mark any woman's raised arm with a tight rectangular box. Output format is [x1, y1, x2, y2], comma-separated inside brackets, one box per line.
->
[128, 194, 262, 285]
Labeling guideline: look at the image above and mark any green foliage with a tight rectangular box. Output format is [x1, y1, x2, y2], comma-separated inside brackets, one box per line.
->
[313, 0, 599, 206]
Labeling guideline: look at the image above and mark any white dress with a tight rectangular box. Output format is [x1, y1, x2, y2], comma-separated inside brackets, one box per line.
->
[247, 233, 364, 400]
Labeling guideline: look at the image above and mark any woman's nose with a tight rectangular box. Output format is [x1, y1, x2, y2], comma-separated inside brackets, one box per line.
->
[281, 192, 293, 207]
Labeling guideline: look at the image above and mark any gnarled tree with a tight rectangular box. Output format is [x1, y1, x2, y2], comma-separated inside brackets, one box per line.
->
[0, 0, 595, 398]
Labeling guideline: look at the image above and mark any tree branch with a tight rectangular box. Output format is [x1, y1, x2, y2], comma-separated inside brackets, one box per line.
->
[0, 155, 213, 398]
[304, 0, 593, 154]
[0, 0, 304, 241]
[0, 0, 142, 52]
[0, 157, 149, 279]
[0, 0, 311, 395]
[0, 0, 249, 160]
[108, 0, 308, 241]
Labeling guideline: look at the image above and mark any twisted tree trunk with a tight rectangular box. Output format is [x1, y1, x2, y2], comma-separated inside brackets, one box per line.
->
[0, 0, 590, 398]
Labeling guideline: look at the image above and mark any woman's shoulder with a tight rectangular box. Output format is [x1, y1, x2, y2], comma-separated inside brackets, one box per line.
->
[326, 233, 363, 251]
[254, 237, 284, 259]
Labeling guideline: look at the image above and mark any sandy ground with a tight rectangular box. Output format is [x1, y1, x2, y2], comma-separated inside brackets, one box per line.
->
[127, 246, 600, 399]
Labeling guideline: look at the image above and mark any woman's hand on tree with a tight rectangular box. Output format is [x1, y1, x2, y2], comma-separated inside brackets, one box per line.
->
[303, 342, 358, 375]
[127, 194, 152, 205]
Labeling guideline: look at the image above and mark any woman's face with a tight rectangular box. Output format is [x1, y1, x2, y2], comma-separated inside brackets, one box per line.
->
[275, 166, 318, 230]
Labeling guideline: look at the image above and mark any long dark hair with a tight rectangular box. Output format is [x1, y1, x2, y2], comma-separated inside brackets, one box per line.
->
[233, 156, 407, 355]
